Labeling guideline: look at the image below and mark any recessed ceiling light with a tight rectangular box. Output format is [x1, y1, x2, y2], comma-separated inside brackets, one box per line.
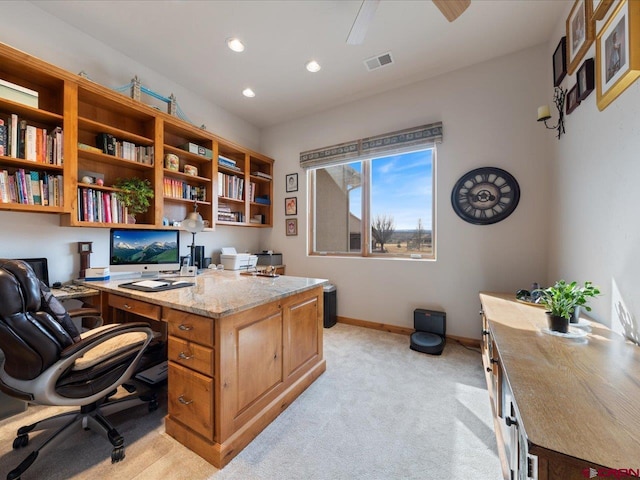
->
[227, 38, 245, 53]
[242, 88, 255, 98]
[306, 60, 321, 73]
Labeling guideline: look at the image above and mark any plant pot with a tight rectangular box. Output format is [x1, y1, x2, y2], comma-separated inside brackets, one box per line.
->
[570, 307, 580, 324]
[546, 312, 569, 333]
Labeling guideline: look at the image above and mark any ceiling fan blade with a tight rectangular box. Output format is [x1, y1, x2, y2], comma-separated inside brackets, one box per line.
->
[347, 0, 380, 45]
[432, 0, 471, 22]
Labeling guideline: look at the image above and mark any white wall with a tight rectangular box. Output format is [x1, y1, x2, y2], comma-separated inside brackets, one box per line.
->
[261, 45, 554, 339]
[546, 3, 640, 342]
[0, 2, 264, 282]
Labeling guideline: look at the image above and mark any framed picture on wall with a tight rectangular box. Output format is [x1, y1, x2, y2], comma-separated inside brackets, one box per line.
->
[566, 84, 581, 114]
[553, 37, 567, 86]
[286, 173, 298, 192]
[567, 0, 594, 75]
[286, 218, 298, 236]
[596, 0, 640, 110]
[577, 58, 595, 100]
[285, 197, 297, 216]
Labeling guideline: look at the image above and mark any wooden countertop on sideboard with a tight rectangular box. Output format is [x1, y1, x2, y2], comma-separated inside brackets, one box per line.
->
[480, 292, 640, 470]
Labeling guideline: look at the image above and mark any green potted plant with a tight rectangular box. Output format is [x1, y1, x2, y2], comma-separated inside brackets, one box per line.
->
[536, 280, 600, 333]
[114, 177, 154, 222]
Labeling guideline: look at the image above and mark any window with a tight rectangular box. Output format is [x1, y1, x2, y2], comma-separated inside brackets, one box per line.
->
[310, 147, 435, 259]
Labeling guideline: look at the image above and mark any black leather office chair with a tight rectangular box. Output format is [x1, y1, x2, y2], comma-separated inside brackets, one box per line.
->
[0, 259, 157, 480]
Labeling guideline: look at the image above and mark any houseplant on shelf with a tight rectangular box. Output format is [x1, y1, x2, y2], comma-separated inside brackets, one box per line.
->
[114, 177, 154, 223]
[536, 280, 601, 333]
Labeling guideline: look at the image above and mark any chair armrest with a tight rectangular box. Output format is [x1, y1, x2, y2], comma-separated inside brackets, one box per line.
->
[60, 322, 152, 360]
[67, 307, 101, 318]
[67, 307, 103, 329]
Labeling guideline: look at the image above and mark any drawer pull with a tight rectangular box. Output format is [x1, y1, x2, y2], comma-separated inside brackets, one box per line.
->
[123, 304, 132, 310]
[178, 395, 193, 405]
[178, 324, 193, 331]
[178, 352, 193, 360]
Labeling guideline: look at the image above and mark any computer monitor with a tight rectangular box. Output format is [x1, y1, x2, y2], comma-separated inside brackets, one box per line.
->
[109, 228, 180, 277]
[18, 257, 50, 287]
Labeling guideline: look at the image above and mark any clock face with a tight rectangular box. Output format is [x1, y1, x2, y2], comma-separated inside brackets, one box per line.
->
[451, 167, 520, 225]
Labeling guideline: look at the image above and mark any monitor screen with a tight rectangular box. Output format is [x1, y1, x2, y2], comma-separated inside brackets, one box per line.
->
[109, 228, 180, 276]
[18, 257, 49, 287]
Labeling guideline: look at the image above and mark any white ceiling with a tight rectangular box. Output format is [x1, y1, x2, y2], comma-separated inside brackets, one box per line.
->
[31, 0, 568, 129]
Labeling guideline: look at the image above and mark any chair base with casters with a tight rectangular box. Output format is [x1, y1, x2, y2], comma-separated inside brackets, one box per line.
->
[7, 388, 159, 480]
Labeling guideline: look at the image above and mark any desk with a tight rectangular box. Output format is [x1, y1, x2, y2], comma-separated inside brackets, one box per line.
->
[81, 270, 327, 468]
[480, 293, 640, 480]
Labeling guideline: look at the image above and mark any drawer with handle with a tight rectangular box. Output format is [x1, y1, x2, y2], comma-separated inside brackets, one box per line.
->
[168, 335, 214, 377]
[165, 308, 214, 347]
[168, 363, 213, 441]
[108, 294, 161, 321]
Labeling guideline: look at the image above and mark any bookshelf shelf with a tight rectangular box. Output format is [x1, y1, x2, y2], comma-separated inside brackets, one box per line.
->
[0, 41, 273, 228]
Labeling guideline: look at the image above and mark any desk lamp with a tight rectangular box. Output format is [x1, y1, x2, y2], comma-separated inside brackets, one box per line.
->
[182, 202, 205, 266]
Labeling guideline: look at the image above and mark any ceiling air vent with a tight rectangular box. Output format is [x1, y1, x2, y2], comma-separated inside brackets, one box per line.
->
[364, 52, 394, 71]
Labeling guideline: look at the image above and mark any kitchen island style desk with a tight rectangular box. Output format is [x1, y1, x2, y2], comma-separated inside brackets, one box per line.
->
[82, 270, 327, 468]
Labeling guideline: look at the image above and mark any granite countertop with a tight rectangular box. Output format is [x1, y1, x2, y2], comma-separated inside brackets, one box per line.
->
[80, 270, 329, 319]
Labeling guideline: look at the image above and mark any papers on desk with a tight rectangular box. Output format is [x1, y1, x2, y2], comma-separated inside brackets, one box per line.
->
[119, 278, 195, 292]
[132, 280, 169, 289]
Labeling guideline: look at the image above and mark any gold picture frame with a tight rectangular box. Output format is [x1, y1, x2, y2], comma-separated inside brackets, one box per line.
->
[596, 0, 640, 110]
[567, 0, 595, 75]
[592, 0, 614, 21]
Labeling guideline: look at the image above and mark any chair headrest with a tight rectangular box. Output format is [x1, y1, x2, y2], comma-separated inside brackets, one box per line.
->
[0, 259, 41, 316]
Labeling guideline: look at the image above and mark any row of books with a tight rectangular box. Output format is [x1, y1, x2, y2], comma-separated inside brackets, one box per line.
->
[0, 114, 63, 165]
[77, 187, 131, 224]
[218, 172, 245, 200]
[0, 169, 63, 206]
[162, 177, 206, 202]
[217, 203, 244, 222]
[95, 133, 154, 165]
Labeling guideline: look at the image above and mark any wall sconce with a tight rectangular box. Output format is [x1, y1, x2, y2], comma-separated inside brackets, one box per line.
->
[537, 87, 566, 139]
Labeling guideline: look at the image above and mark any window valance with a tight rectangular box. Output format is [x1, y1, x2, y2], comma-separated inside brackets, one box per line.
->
[299, 122, 442, 169]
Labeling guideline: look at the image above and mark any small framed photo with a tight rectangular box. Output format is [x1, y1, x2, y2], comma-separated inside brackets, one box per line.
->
[286, 218, 298, 236]
[286, 173, 298, 192]
[566, 84, 581, 114]
[596, 0, 640, 110]
[577, 57, 595, 100]
[567, 0, 594, 75]
[553, 37, 567, 86]
[285, 197, 297, 216]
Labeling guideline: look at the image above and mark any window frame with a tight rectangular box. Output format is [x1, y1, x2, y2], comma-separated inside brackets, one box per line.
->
[308, 146, 436, 260]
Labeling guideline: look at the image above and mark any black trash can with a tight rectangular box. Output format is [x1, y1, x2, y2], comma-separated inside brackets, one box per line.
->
[323, 284, 337, 328]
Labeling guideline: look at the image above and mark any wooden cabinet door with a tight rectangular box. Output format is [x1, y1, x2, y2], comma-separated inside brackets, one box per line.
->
[283, 294, 319, 378]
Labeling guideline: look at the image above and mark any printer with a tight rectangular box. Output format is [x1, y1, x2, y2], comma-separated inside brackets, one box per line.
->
[220, 247, 258, 270]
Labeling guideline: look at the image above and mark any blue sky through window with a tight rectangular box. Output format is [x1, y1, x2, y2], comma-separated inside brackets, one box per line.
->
[349, 149, 433, 230]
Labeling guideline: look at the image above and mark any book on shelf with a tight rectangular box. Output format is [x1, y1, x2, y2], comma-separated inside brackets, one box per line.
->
[96, 133, 116, 156]
[0, 169, 62, 206]
[255, 195, 271, 205]
[9, 114, 18, 158]
[0, 118, 6, 156]
[78, 142, 103, 154]
[25, 124, 37, 161]
[251, 171, 272, 180]
[0, 79, 38, 108]
[219, 154, 236, 165]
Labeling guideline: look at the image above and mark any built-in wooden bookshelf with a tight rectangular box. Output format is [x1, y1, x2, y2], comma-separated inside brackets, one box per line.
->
[0, 41, 273, 228]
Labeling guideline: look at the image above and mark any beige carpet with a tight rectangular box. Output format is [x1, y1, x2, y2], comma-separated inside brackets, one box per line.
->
[0, 324, 502, 479]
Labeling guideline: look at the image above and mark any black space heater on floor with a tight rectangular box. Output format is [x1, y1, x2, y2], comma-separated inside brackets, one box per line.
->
[410, 309, 446, 355]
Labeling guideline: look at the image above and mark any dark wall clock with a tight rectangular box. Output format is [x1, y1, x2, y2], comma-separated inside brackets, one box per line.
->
[451, 167, 520, 225]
